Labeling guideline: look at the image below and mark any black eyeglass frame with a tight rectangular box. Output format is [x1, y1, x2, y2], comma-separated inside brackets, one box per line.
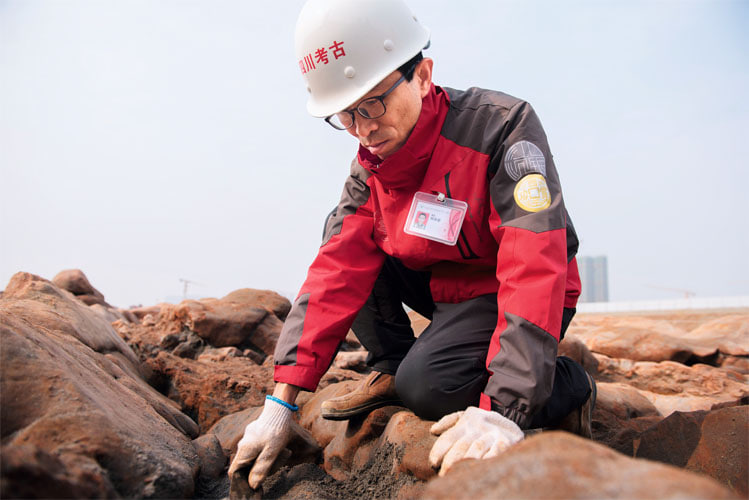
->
[324, 63, 416, 131]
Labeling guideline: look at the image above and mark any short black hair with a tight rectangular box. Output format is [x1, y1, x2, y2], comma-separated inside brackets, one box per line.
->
[398, 52, 424, 82]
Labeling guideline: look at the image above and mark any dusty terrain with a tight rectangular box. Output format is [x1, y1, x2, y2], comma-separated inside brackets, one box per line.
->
[1, 270, 747, 499]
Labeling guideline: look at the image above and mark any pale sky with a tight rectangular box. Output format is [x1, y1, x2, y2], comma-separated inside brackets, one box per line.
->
[1, 0, 747, 308]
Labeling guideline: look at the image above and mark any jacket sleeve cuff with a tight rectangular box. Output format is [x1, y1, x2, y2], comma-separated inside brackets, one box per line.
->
[480, 392, 531, 429]
[273, 365, 320, 392]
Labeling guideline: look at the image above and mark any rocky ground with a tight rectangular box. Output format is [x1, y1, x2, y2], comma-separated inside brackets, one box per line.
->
[1, 270, 747, 499]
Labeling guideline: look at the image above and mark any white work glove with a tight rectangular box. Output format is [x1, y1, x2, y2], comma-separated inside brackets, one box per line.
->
[429, 406, 524, 476]
[228, 397, 294, 489]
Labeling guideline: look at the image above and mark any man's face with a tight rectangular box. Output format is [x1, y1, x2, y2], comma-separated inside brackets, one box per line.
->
[345, 59, 433, 159]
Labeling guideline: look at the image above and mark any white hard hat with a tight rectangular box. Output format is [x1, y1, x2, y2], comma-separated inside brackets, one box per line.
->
[295, 0, 430, 117]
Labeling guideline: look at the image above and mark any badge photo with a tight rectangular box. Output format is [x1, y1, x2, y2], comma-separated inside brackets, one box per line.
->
[404, 192, 468, 246]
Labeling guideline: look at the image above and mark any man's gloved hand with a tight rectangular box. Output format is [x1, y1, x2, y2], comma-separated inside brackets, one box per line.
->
[227, 397, 294, 489]
[429, 406, 524, 476]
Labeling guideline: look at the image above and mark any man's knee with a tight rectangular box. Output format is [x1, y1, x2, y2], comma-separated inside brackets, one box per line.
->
[394, 355, 487, 421]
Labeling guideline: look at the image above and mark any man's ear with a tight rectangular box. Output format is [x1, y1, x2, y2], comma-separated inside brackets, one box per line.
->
[416, 58, 434, 98]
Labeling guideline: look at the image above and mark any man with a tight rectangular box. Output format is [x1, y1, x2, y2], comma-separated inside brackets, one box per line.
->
[413, 212, 428, 230]
[229, 0, 594, 489]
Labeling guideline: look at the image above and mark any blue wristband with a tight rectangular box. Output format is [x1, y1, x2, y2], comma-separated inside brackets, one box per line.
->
[266, 395, 299, 412]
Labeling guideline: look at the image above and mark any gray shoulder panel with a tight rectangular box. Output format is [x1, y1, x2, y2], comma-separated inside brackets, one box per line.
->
[441, 87, 523, 156]
[322, 158, 373, 246]
[442, 88, 569, 235]
[487, 101, 567, 233]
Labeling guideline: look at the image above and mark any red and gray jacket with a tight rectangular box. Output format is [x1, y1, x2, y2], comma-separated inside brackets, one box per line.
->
[274, 84, 581, 428]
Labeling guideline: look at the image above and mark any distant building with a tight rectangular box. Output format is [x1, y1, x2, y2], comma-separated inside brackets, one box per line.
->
[578, 256, 609, 303]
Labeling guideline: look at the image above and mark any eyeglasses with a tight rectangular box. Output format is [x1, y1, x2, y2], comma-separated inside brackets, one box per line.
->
[325, 70, 410, 131]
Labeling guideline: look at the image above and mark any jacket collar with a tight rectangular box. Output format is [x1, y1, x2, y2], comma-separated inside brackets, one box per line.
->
[357, 84, 449, 190]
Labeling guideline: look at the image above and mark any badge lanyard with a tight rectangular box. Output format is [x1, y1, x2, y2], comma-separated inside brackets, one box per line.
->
[403, 191, 468, 246]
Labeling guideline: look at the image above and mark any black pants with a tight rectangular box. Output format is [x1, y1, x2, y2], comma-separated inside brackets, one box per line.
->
[351, 256, 590, 427]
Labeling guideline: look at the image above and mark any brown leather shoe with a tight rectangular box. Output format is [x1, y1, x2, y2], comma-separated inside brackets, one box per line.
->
[555, 372, 597, 438]
[320, 371, 402, 420]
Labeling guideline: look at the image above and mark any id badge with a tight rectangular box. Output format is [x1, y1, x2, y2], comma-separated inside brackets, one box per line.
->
[403, 191, 468, 246]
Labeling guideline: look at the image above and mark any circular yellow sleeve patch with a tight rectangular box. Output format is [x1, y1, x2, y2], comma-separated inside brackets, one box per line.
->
[513, 174, 551, 212]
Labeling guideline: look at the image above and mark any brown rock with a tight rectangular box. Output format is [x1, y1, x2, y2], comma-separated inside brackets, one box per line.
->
[74, 293, 111, 308]
[420, 432, 738, 500]
[86, 304, 134, 325]
[635, 406, 748, 496]
[89, 303, 129, 324]
[408, 310, 430, 337]
[687, 406, 749, 496]
[229, 469, 262, 500]
[112, 304, 281, 432]
[101, 350, 199, 437]
[142, 313, 157, 326]
[596, 382, 661, 419]
[242, 348, 266, 365]
[585, 381, 664, 457]
[571, 316, 715, 363]
[208, 407, 262, 458]
[3, 272, 140, 368]
[1, 443, 116, 499]
[567, 312, 749, 368]
[317, 365, 366, 389]
[299, 381, 358, 449]
[379, 411, 437, 481]
[221, 288, 292, 321]
[718, 354, 749, 375]
[210, 405, 321, 474]
[194, 433, 228, 481]
[164, 300, 269, 348]
[592, 410, 662, 457]
[51, 269, 110, 307]
[171, 331, 206, 359]
[2, 273, 197, 437]
[635, 410, 709, 466]
[285, 420, 324, 467]
[198, 346, 245, 363]
[558, 334, 599, 374]
[594, 353, 748, 416]
[343, 329, 363, 349]
[128, 304, 164, 321]
[0, 273, 200, 498]
[157, 296, 282, 354]
[124, 289, 290, 356]
[259, 443, 421, 500]
[117, 308, 138, 323]
[323, 406, 404, 480]
[249, 313, 284, 355]
[682, 314, 749, 356]
[143, 350, 274, 431]
[333, 350, 369, 371]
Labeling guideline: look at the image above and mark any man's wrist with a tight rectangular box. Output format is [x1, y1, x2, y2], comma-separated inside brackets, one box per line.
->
[266, 395, 299, 411]
[272, 382, 301, 406]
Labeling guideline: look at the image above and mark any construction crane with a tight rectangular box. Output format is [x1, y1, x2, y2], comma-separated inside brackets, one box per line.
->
[179, 278, 205, 299]
[646, 285, 696, 299]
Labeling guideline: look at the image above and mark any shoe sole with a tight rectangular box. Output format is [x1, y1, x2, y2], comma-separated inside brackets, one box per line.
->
[320, 398, 404, 420]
